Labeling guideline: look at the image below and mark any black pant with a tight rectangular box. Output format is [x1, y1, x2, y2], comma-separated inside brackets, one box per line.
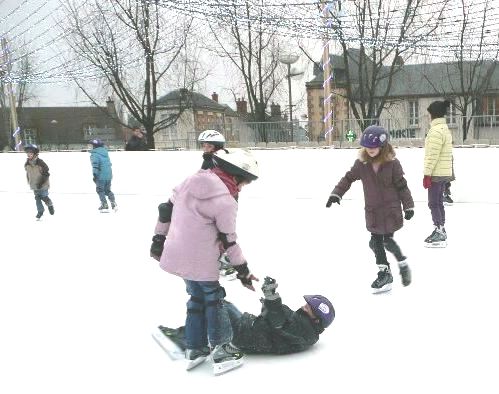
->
[369, 233, 406, 267]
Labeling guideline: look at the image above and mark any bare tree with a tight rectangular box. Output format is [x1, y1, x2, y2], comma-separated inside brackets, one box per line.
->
[428, 0, 498, 141]
[62, 0, 196, 149]
[325, 0, 448, 129]
[208, 0, 285, 139]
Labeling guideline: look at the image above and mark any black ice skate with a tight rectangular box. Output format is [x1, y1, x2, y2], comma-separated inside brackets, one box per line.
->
[424, 226, 447, 248]
[36, 211, 43, 220]
[98, 203, 109, 213]
[371, 264, 393, 294]
[398, 260, 411, 287]
[48, 205, 55, 215]
[443, 194, 453, 206]
[185, 347, 210, 371]
[151, 326, 185, 360]
[211, 342, 244, 375]
[218, 254, 237, 281]
[111, 201, 118, 212]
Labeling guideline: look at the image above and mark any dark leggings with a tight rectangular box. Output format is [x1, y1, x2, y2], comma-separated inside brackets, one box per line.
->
[369, 233, 406, 267]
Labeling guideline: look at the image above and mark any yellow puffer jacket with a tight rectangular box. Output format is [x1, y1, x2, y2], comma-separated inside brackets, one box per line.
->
[423, 118, 453, 177]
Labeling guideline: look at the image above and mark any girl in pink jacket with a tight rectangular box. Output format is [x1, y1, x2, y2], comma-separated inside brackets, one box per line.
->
[150, 149, 259, 375]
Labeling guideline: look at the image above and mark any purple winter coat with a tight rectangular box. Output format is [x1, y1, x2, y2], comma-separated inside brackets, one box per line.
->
[156, 170, 246, 282]
[331, 157, 414, 234]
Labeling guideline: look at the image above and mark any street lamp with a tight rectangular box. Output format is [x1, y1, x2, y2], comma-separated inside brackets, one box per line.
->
[51, 119, 58, 148]
[279, 54, 300, 142]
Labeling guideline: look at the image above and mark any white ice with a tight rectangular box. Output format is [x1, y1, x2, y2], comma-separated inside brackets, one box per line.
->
[1, 147, 498, 394]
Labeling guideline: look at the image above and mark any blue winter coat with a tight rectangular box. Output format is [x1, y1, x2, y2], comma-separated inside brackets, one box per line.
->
[90, 147, 113, 181]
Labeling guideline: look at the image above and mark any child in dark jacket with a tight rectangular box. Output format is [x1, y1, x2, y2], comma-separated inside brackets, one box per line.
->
[24, 144, 54, 220]
[154, 277, 334, 356]
[325, 126, 414, 293]
[197, 129, 226, 170]
[89, 139, 117, 212]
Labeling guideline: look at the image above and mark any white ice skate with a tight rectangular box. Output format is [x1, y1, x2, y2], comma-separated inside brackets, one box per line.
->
[218, 254, 237, 281]
[151, 326, 185, 360]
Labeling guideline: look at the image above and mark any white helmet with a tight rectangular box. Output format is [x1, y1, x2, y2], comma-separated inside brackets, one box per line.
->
[198, 130, 225, 144]
[213, 149, 259, 181]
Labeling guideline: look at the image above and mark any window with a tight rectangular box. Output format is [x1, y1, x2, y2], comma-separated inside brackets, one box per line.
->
[480, 96, 499, 126]
[83, 124, 97, 137]
[24, 128, 37, 144]
[408, 101, 419, 126]
[446, 101, 457, 125]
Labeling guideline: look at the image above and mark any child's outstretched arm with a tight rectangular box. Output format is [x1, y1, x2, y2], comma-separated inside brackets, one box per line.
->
[326, 161, 361, 207]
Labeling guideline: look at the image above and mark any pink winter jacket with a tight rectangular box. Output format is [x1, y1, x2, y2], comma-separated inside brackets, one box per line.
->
[156, 170, 246, 281]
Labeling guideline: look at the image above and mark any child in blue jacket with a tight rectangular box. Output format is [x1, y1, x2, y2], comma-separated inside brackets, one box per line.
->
[89, 139, 117, 212]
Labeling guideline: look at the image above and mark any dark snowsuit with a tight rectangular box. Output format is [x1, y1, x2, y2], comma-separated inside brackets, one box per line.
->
[165, 298, 323, 355]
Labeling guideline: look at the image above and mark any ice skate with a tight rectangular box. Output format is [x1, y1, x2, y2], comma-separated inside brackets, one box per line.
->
[98, 203, 109, 213]
[424, 226, 447, 248]
[48, 205, 55, 215]
[185, 347, 210, 371]
[218, 254, 237, 281]
[211, 342, 244, 375]
[371, 264, 393, 294]
[111, 201, 118, 212]
[443, 194, 453, 206]
[398, 260, 411, 287]
[36, 211, 43, 220]
[151, 326, 185, 360]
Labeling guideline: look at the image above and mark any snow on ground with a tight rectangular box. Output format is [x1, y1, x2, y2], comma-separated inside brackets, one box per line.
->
[0, 147, 498, 394]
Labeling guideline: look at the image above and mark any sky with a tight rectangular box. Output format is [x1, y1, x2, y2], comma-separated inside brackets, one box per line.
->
[0, 0, 319, 116]
[1, 146, 498, 393]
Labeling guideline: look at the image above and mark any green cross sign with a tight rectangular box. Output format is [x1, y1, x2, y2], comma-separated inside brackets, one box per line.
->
[345, 130, 357, 142]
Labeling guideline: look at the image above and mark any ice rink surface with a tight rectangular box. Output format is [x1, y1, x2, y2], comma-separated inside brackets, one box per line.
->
[1, 147, 498, 394]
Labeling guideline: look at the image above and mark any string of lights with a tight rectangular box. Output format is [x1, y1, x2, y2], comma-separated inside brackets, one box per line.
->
[2, 0, 499, 85]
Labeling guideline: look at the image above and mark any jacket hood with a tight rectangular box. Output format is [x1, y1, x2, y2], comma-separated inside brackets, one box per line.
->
[91, 146, 108, 157]
[187, 170, 231, 200]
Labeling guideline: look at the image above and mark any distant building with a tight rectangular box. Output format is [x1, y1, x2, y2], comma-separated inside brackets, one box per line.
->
[0, 98, 124, 150]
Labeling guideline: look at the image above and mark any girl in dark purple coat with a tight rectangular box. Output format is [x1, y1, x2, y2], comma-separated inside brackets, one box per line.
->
[326, 126, 414, 293]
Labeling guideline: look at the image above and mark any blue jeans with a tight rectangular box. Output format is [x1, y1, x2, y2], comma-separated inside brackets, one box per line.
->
[34, 189, 52, 213]
[184, 280, 232, 349]
[428, 181, 445, 226]
[95, 180, 115, 205]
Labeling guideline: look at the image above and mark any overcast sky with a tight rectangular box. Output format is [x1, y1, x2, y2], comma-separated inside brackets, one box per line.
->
[1, 0, 317, 118]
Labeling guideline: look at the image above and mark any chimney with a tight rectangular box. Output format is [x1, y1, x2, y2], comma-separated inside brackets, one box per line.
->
[211, 92, 219, 102]
[106, 97, 117, 117]
[236, 98, 247, 114]
[270, 102, 281, 118]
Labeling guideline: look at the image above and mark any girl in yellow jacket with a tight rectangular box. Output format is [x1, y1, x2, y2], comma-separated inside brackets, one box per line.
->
[423, 100, 453, 247]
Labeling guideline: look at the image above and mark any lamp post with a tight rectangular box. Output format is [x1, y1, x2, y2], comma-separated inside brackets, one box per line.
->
[279, 54, 300, 142]
[51, 119, 58, 148]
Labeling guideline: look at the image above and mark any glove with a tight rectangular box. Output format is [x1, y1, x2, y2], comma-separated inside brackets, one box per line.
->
[150, 234, 166, 261]
[93, 176, 97, 183]
[404, 209, 414, 220]
[326, 194, 340, 208]
[423, 175, 432, 189]
[36, 183, 43, 190]
[234, 262, 259, 291]
[261, 276, 279, 300]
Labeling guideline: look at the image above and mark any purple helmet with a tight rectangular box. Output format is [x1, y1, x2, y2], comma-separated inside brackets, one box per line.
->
[360, 126, 388, 148]
[303, 295, 335, 328]
[88, 139, 104, 148]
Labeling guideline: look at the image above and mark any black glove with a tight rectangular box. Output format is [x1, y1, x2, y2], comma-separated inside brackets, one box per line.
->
[404, 209, 414, 220]
[93, 176, 97, 183]
[261, 276, 279, 300]
[150, 234, 166, 260]
[326, 194, 340, 208]
[234, 262, 258, 291]
[36, 183, 43, 190]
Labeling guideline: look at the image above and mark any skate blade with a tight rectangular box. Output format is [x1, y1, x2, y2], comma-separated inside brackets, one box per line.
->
[424, 241, 447, 248]
[99, 210, 110, 213]
[372, 283, 392, 294]
[443, 202, 453, 206]
[220, 272, 237, 281]
[151, 328, 185, 360]
[185, 355, 208, 371]
[213, 359, 244, 376]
